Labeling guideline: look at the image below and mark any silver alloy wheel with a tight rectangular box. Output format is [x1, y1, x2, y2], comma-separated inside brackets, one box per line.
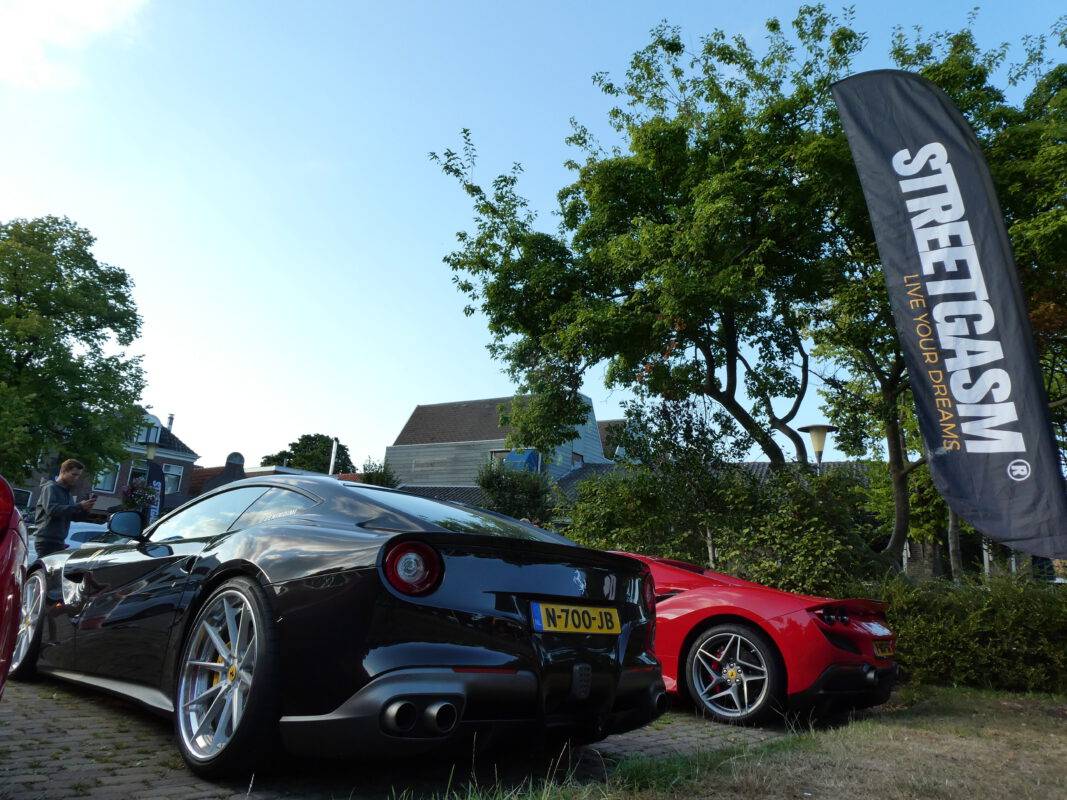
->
[10, 571, 45, 672]
[690, 631, 769, 718]
[177, 590, 258, 760]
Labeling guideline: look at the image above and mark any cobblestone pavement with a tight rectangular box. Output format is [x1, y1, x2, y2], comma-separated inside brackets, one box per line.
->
[0, 678, 783, 800]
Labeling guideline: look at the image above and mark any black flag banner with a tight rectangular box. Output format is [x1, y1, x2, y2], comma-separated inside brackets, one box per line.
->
[832, 70, 1067, 559]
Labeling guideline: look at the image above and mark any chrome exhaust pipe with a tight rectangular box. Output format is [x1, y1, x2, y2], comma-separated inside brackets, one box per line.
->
[382, 700, 418, 734]
[423, 700, 458, 735]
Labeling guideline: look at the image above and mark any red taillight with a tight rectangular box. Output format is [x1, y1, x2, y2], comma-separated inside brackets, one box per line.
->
[384, 541, 443, 596]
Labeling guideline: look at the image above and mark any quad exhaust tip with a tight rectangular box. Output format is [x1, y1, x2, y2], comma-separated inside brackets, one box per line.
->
[424, 700, 458, 734]
[383, 700, 418, 734]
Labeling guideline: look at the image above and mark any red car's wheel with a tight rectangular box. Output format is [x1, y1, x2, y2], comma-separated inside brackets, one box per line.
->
[9, 570, 46, 680]
[685, 623, 784, 725]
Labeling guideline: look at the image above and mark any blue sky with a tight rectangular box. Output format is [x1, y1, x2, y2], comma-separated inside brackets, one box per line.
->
[1, 1, 1061, 468]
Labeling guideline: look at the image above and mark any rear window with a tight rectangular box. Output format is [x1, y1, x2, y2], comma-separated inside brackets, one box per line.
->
[347, 486, 571, 544]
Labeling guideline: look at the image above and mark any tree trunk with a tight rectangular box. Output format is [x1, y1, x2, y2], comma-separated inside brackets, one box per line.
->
[705, 527, 716, 569]
[946, 508, 963, 584]
[882, 416, 910, 566]
[708, 388, 788, 464]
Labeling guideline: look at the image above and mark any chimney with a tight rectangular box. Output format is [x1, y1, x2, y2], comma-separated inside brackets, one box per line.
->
[166, 413, 174, 431]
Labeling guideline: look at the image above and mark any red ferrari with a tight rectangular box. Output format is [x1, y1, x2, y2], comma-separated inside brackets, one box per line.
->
[628, 554, 897, 724]
[0, 476, 29, 700]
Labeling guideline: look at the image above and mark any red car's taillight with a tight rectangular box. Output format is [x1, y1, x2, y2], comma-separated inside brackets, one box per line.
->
[384, 541, 443, 596]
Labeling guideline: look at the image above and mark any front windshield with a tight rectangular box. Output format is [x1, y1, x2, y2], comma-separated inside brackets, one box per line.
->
[347, 486, 572, 545]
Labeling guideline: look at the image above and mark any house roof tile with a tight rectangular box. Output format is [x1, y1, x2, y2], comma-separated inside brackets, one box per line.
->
[393, 396, 515, 445]
[158, 427, 198, 458]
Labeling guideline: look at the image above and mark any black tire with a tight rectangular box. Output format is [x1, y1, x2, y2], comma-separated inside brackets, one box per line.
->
[9, 569, 47, 681]
[684, 623, 784, 725]
[173, 576, 281, 778]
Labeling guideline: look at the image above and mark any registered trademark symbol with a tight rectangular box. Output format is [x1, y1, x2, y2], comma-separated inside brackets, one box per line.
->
[1007, 459, 1031, 481]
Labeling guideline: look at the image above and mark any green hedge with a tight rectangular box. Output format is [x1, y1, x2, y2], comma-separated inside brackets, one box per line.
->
[880, 577, 1067, 694]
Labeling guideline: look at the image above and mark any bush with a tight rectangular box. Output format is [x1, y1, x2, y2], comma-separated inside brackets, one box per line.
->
[879, 576, 1067, 694]
[477, 460, 556, 522]
[567, 467, 707, 562]
[361, 458, 399, 488]
[715, 467, 891, 597]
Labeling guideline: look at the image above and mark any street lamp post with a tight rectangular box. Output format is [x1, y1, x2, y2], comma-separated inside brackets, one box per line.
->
[140, 422, 164, 525]
[798, 424, 838, 473]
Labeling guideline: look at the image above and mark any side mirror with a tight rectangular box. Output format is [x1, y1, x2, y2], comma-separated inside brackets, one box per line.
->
[108, 510, 144, 540]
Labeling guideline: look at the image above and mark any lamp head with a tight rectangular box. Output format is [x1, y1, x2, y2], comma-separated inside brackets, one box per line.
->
[798, 424, 838, 465]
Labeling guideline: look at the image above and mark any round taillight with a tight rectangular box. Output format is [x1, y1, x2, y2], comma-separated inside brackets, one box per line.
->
[384, 541, 442, 596]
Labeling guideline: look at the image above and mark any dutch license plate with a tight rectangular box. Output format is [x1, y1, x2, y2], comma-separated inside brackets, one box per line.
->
[531, 602, 621, 635]
[873, 640, 895, 658]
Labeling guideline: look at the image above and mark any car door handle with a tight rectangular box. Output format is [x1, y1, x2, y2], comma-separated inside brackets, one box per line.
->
[178, 556, 196, 574]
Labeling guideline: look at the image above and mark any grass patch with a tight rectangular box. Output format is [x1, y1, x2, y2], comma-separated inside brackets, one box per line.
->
[419, 686, 1066, 800]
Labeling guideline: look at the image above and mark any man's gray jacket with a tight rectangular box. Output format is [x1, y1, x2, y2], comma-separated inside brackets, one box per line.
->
[34, 480, 85, 546]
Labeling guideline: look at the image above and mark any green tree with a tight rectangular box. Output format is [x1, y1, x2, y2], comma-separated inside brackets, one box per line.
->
[361, 457, 400, 488]
[0, 216, 144, 479]
[614, 394, 751, 566]
[261, 433, 354, 474]
[436, 7, 1065, 561]
[432, 8, 873, 463]
[476, 460, 555, 522]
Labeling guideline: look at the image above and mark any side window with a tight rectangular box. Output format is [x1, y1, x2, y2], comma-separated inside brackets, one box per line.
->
[232, 488, 316, 529]
[150, 487, 267, 542]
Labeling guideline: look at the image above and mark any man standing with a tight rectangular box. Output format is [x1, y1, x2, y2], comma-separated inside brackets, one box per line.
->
[33, 459, 96, 557]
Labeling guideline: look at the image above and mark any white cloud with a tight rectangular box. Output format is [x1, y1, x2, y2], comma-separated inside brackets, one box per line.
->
[0, 0, 147, 90]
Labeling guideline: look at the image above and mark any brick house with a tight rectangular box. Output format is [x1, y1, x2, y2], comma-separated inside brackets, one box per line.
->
[91, 413, 199, 514]
[14, 412, 200, 518]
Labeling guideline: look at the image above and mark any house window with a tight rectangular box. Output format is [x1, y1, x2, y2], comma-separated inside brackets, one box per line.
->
[489, 450, 509, 464]
[129, 459, 184, 494]
[571, 453, 585, 468]
[129, 459, 148, 486]
[94, 464, 119, 493]
[163, 464, 184, 494]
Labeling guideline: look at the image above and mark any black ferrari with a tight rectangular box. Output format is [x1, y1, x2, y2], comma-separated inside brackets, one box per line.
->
[9, 476, 666, 776]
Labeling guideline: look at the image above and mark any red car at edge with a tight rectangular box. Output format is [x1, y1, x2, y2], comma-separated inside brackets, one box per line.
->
[627, 554, 897, 723]
[0, 476, 29, 700]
